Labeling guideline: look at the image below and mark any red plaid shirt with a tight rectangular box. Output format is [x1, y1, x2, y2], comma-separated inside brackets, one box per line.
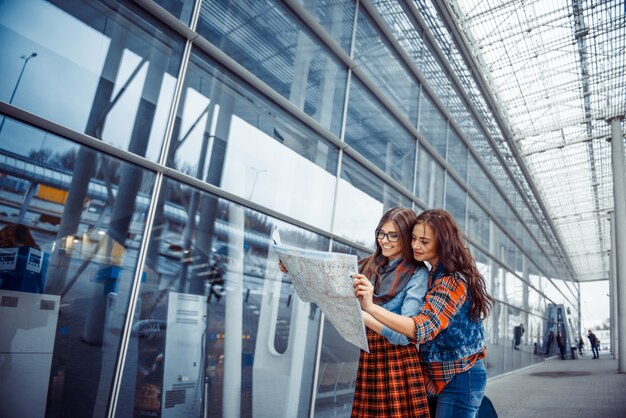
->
[411, 274, 486, 396]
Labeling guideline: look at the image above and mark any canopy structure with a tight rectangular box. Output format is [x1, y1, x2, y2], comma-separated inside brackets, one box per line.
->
[438, 0, 626, 282]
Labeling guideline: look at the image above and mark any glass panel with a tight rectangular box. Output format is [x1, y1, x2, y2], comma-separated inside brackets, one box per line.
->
[298, 0, 355, 53]
[117, 176, 328, 417]
[446, 127, 467, 181]
[418, 92, 447, 158]
[334, 155, 412, 247]
[154, 0, 197, 25]
[467, 197, 489, 249]
[372, 0, 425, 71]
[0, 117, 156, 417]
[445, 175, 466, 231]
[415, 146, 444, 208]
[354, 6, 419, 125]
[168, 49, 339, 230]
[196, 0, 347, 135]
[345, 77, 416, 191]
[0, 0, 184, 161]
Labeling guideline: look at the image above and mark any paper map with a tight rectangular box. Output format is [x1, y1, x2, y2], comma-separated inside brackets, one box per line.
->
[273, 237, 369, 353]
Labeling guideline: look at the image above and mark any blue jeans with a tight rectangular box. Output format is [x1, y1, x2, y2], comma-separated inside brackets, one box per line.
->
[435, 359, 487, 418]
[591, 344, 599, 358]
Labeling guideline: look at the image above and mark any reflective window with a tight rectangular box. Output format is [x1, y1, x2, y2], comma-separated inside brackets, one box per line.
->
[354, 7, 420, 125]
[334, 155, 412, 248]
[415, 146, 444, 208]
[154, 0, 197, 25]
[117, 176, 327, 417]
[0, 117, 155, 418]
[345, 77, 416, 191]
[468, 154, 490, 206]
[196, 0, 347, 135]
[0, 0, 184, 161]
[467, 197, 489, 249]
[167, 49, 339, 230]
[418, 92, 447, 158]
[372, 0, 425, 71]
[445, 176, 466, 231]
[447, 127, 468, 181]
[298, 0, 355, 53]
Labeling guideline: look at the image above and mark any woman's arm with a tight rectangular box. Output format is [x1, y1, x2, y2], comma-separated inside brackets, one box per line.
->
[354, 275, 416, 337]
[379, 269, 429, 345]
[355, 274, 468, 342]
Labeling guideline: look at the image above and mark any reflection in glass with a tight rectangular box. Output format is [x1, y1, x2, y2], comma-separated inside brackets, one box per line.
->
[354, 6, 419, 125]
[334, 156, 411, 247]
[445, 176, 466, 231]
[447, 127, 468, 181]
[345, 78, 416, 191]
[196, 0, 347, 135]
[0, 118, 155, 417]
[418, 92, 447, 158]
[0, 0, 183, 161]
[118, 177, 327, 417]
[415, 146, 444, 208]
[298, 0, 355, 53]
[166, 50, 339, 230]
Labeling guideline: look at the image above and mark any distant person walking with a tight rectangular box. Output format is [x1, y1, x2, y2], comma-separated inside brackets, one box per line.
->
[513, 323, 524, 350]
[587, 330, 599, 359]
[577, 336, 584, 356]
[556, 331, 566, 359]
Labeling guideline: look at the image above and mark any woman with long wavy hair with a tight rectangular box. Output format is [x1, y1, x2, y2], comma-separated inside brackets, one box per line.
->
[354, 209, 494, 418]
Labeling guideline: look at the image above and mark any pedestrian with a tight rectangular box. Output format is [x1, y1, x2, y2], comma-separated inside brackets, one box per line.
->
[513, 323, 524, 350]
[556, 331, 566, 359]
[281, 207, 431, 417]
[354, 209, 495, 418]
[577, 336, 584, 356]
[587, 330, 599, 359]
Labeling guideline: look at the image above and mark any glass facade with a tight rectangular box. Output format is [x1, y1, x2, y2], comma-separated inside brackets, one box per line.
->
[0, 1, 580, 417]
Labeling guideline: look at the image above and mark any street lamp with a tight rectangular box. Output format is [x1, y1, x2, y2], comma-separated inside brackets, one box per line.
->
[248, 167, 267, 200]
[0, 52, 38, 133]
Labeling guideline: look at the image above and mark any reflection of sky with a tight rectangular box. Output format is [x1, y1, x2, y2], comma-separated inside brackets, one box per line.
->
[222, 116, 336, 231]
[0, 0, 174, 161]
[333, 179, 382, 248]
[0, 0, 107, 132]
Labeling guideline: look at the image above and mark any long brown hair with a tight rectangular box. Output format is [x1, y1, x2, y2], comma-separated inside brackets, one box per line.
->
[415, 209, 494, 320]
[360, 207, 419, 280]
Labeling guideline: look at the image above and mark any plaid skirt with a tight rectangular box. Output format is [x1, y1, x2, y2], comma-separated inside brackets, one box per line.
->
[351, 329, 429, 417]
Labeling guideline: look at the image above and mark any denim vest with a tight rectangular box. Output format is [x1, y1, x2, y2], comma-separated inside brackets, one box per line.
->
[419, 263, 486, 362]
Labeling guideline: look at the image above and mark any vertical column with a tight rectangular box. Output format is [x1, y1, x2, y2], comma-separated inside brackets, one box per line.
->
[609, 212, 618, 358]
[608, 116, 625, 371]
[522, 255, 529, 346]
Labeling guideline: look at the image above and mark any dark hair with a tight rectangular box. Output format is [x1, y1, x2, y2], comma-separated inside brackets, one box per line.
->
[360, 207, 420, 280]
[0, 223, 40, 249]
[414, 209, 494, 320]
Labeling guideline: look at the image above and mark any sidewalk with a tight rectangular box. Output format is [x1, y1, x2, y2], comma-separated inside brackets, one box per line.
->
[486, 351, 626, 417]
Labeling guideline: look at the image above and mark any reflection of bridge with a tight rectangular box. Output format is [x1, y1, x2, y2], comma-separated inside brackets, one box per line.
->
[0, 150, 270, 251]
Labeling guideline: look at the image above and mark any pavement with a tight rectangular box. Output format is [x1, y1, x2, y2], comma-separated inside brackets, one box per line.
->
[485, 351, 626, 418]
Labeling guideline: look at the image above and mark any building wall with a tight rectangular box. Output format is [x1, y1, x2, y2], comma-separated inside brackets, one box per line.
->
[0, 0, 580, 417]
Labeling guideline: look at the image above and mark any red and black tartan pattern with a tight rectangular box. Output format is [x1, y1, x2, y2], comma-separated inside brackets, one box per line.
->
[351, 329, 430, 417]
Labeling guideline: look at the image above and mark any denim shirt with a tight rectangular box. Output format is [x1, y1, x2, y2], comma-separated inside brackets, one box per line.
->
[378, 260, 429, 346]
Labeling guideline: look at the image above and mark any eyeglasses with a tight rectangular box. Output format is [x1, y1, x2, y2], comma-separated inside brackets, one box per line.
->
[376, 231, 399, 242]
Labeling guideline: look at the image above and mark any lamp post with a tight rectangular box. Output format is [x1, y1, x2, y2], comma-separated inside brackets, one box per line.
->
[0, 52, 37, 133]
[248, 167, 267, 200]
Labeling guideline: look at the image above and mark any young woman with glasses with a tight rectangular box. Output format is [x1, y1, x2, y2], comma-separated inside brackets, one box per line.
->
[354, 209, 494, 418]
[349, 207, 430, 417]
[279, 207, 430, 416]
